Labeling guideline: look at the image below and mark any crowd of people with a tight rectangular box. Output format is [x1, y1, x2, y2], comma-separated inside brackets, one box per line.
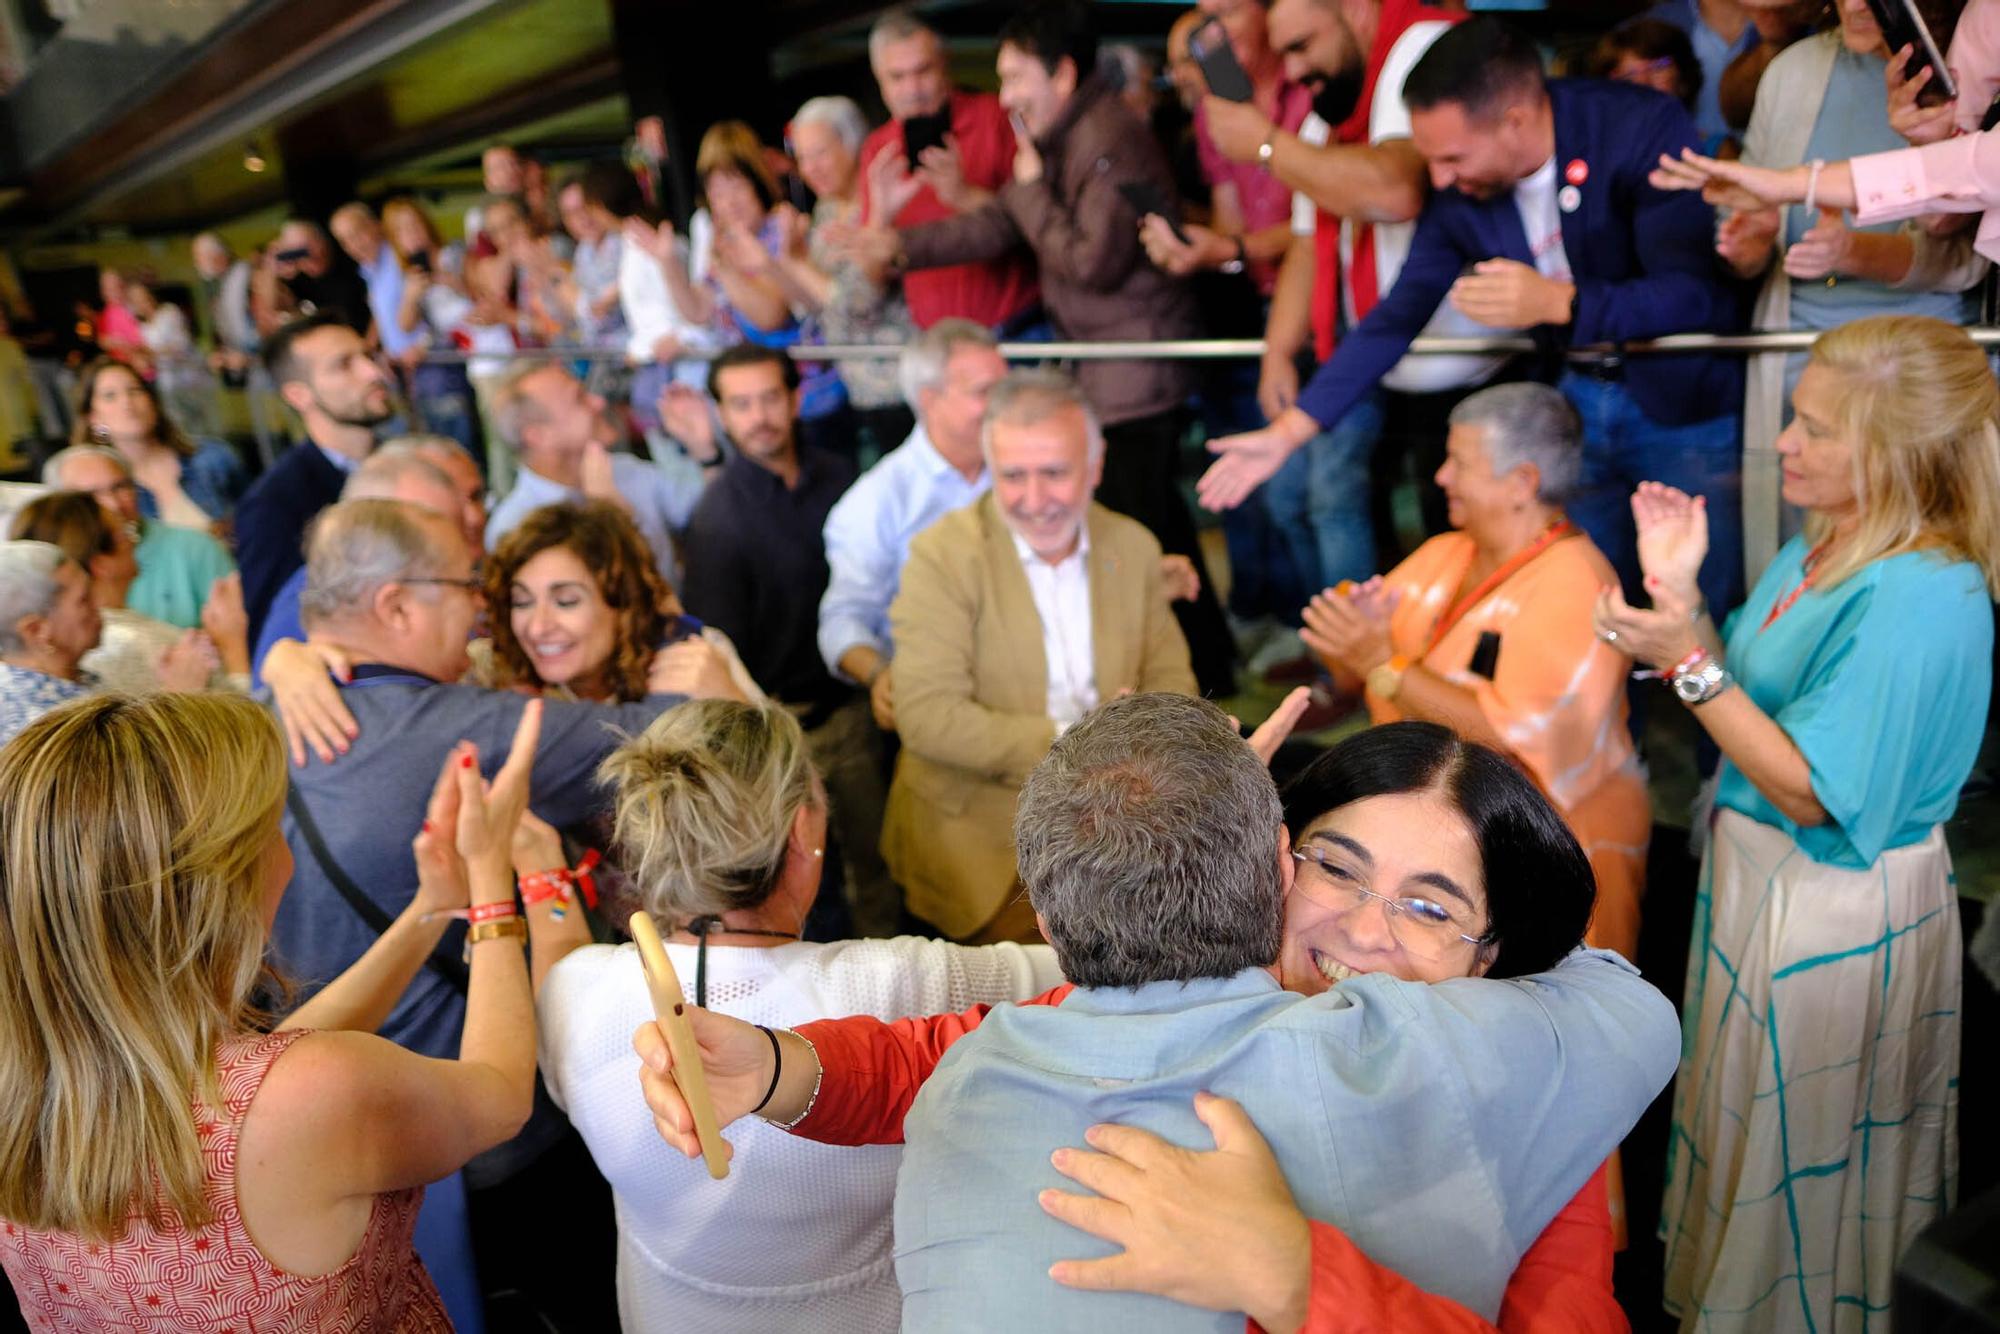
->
[0, 0, 1996, 1330]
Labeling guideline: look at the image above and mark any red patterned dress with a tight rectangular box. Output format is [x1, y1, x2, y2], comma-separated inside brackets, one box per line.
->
[0, 1028, 451, 1332]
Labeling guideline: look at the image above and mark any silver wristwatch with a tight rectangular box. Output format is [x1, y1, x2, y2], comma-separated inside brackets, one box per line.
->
[1671, 656, 1733, 706]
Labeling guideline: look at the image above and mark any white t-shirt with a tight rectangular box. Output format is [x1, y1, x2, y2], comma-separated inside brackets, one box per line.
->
[538, 935, 1065, 1333]
[1292, 20, 1505, 394]
[1512, 156, 1575, 282]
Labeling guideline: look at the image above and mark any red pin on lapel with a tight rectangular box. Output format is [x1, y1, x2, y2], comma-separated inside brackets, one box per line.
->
[1565, 158, 1589, 186]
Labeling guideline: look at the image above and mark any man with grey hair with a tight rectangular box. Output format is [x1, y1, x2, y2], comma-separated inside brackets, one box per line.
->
[885, 690, 1677, 1331]
[817, 319, 1005, 733]
[882, 369, 1196, 942]
[273, 494, 682, 1330]
[856, 6, 1040, 332]
[249, 437, 473, 690]
[484, 360, 706, 587]
[44, 444, 236, 631]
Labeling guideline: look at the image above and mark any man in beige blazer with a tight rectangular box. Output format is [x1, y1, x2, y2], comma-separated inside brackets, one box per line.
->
[884, 369, 1197, 943]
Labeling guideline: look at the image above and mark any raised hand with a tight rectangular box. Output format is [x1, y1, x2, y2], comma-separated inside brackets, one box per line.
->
[1247, 687, 1312, 766]
[1197, 421, 1305, 511]
[658, 383, 717, 462]
[1886, 46, 1958, 147]
[1631, 482, 1708, 606]
[411, 743, 471, 920]
[452, 699, 542, 883]
[622, 217, 678, 264]
[864, 146, 923, 225]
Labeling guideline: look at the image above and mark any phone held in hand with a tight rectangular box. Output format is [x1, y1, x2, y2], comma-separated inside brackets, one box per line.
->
[1866, 0, 1958, 107]
[1190, 18, 1255, 103]
[903, 110, 952, 164]
[1117, 181, 1192, 245]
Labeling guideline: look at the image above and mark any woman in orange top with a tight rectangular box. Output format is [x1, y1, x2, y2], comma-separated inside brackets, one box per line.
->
[1301, 382, 1650, 961]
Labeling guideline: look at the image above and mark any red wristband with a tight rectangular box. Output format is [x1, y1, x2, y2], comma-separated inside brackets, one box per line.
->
[1668, 647, 1708, 678]
[468, 900, 518, 925]
[518, 868, 574, 907]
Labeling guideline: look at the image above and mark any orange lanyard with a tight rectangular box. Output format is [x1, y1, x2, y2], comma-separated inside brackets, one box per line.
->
[1758, 542, 1832, 633]
[1423, 520, 1577, 657]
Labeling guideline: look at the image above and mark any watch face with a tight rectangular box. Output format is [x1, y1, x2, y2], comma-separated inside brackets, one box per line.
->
[1673, 674, 1705, 703]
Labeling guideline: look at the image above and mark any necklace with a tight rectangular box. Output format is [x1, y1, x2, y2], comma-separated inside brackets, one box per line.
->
[1758, 540, 1834, 633]
[681, 915, 802, 1008]
[1423, 518, 1577, 657]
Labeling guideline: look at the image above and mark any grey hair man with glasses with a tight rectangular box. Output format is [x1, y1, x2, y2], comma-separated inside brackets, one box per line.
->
[42, 444, 236, 630]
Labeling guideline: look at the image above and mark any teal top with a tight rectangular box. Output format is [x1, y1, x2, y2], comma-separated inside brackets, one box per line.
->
[1717, 536, 1993, 868]
[128, 519, 235, 631]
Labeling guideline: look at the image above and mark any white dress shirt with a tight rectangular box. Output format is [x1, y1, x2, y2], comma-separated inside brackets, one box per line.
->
[619, 227, 727, 377]
[817, 421, 990, 679]
[1011, 525, 1096, 728]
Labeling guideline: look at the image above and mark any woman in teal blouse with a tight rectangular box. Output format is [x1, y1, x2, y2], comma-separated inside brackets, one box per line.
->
[1596, 313, 2000, 1333]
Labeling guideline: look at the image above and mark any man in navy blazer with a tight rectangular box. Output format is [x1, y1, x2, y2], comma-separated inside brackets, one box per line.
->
[1203, 17, 1747, 616]
[236, 312, 392, 642]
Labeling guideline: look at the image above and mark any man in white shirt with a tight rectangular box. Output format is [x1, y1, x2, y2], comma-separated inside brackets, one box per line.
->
[817, 318, 1006, 731]
[882, 370, 1196, 944]
[484, 362, 714, 589]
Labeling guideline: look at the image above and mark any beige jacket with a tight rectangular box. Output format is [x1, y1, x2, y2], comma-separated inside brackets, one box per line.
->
[883, 494, 1196, 937]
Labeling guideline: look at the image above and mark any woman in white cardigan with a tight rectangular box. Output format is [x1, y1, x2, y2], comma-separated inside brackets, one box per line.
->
[525, 699, 1064, 1333]
[1714, 0, 1986, 584]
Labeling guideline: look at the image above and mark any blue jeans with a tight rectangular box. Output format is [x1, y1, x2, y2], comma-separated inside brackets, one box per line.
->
[1561, 371, 1743, 616]
[1265, 388, 1384, 595]
[1201, 358, 1306, 620]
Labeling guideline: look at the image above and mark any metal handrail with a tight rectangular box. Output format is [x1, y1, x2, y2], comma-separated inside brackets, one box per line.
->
[413, 326, 2000, 365]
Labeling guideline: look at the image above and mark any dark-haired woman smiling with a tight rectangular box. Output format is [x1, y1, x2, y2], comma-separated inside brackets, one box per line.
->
[635, 719, 1633, 1331]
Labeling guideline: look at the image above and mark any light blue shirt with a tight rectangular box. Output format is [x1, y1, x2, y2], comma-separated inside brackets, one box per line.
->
[896, 949, 1678, 1329]
[816, 421, 989, 679]
[356, 241, 420, 358]
[0, 662, 95, 747]
[486, 450, 706, 590]
[1647, 0, 1759, 144]
[1717, 538, 1993, 868]
[571, 232, 628, 348]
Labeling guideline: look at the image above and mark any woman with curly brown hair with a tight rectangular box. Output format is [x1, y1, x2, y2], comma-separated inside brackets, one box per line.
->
[473, 500, 763, 705]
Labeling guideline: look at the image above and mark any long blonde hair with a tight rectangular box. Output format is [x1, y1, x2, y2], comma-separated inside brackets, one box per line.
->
[598, 699, 818, 927]
[1805, 315, 2000, 596]
[0, 693, 287, 1240]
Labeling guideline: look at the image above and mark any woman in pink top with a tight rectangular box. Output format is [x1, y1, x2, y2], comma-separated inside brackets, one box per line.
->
[1652, 4, 2000, 262]
[0, 692, 547, 1332]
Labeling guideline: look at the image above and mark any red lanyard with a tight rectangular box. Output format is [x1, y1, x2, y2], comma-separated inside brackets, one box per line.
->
[1423, 520, 1577, 657]
[1758, 542, 1832, 633]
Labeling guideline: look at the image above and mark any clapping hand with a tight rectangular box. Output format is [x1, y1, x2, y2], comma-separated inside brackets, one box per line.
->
[658, 383, 718, 462]
[1158, 554, 1201, 603]
[865, 146, 923, 225]
[1631, 482, 1707, 608]
[1300, 577, 1399, 676]
[157, 629, 220, 693]
[1139, 216, 1221, 277]
[914, 138, 979, 212]
[1715, 207, 1780, 274]
[412, 742, 472, 921]
[1783, 208, 1854, 281]
[452, 698, 542, 883]
[622, 217, 678, 264]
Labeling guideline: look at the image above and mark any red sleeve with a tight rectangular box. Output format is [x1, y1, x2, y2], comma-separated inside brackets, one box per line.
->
[1249, 1165, 1622, 1334]
[789, 983, 1074, 1146]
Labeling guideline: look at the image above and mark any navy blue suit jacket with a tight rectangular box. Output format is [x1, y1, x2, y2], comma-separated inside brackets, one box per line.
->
[1297, 78, 1744, 431]
[236, 438, 350, 646]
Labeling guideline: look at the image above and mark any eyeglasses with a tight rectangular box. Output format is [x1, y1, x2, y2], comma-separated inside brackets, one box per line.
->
[405, 568, 483, 595]
[1290, 846, 1490, 961]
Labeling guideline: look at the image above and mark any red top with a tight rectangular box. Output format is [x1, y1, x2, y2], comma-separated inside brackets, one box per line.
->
[1310, 0, 1464, 361]
[795, 985, 1626, 1334]
[1195, 80, 1316, 297]
[858, 89, 1042, 330]
[0, 1029, 450, 1333]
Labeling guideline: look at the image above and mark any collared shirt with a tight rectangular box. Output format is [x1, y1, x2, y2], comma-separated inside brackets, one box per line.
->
[486, 451, 706, 589]
[130, 518, 236, 630]
[1009, 525, 1096, 728]
[0, 663, 94, 747]
[817, 421, 990, 679]
[894, 951, 1679, 1331]
[680, 447, 858, 717]
[570, 232, 627, 348]
[356, 242, 419, 357]
[211, 260, 258, 353]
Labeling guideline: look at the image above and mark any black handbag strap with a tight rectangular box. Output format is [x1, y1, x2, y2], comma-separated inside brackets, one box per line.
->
[285, 784, 470, 994]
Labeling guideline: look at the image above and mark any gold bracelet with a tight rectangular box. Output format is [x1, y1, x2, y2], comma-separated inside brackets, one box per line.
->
[465, 918, 527, 946]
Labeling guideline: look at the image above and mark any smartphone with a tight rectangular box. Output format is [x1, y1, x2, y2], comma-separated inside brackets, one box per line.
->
[272, 246, 311, 265]
[410, 249, 432, 276]
[1190, 18, 1254, 103]
[786, 173, 815, 214]
[1008, 109, 1031, 145]
[1117, 180, 1191, 245]
[903, 110, 952, 164]
[1866, 0, 1957, 107]
[629, 911, 731, 1181]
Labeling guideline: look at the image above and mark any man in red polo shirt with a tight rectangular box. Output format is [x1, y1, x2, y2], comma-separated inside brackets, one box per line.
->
[857, 8, 1042, 333]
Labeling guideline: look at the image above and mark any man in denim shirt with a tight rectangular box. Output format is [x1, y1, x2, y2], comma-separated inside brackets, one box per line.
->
[894, 693, 1678, 1329]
